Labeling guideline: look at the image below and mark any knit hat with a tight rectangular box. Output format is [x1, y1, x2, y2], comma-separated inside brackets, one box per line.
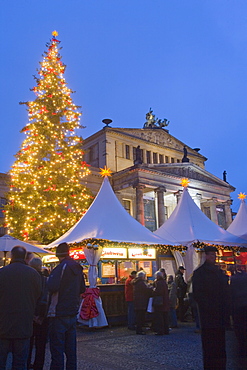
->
[56, 242, 70, 257]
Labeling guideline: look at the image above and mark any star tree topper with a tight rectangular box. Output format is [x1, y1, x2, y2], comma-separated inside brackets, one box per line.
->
[100, 166, 112, 177]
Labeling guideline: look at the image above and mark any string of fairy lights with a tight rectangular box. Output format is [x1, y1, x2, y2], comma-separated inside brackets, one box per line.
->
[4, 31, 93, 244]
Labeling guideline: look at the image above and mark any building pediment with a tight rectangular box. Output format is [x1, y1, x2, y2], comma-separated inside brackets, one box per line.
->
[148, 163, 234, 190]
[111, 128, 206, 160]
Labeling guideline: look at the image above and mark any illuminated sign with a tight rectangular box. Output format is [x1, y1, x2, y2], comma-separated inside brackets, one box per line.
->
[42, 255, 58, 263]
[128, 248, 156, 259]
[69, 249, 86, 260]
[101, 247, 127, 259]
[42, 249, 85, 263]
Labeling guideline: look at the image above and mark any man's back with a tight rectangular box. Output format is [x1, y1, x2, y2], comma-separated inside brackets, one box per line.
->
[193, 261, 229, 329]
[0, 261, 42, 338]
[47, 256, 85, 317]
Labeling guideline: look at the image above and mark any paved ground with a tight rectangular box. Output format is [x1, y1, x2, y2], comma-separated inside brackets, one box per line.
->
[6, 322, 246, 369]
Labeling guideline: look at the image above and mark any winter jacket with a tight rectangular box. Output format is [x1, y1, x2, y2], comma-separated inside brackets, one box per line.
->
[0, 260, 42, 338]
[175, 270, 187, 298]
[125, 275, 135, 301]
[192, 261, 230, 329]
[153, 278, 169, 312]
[168, 280, 177, 309]
[133, 278, 152, 311]
[47, 256, 85, 317]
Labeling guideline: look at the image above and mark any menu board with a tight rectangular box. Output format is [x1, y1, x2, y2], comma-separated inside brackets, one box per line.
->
[102, 262, 116, 277]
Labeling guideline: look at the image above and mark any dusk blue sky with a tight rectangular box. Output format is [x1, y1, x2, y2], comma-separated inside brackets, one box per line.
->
[1, 1, 247, 212]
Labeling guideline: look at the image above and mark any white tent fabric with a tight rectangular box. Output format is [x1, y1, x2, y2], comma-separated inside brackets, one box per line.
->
[83, 246, 103, 288]
[77, 245, 108, 328]
[48, 176, 178, 247]
[227, 200, 247, 240]
[0, 234, 50, 254]
[154, 187, 247, 247]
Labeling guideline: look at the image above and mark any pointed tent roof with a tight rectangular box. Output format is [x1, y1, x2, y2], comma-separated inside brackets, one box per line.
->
[227, 199, 247, 240]
[154, 187, 247, 247]
[48, 176, 178, 247]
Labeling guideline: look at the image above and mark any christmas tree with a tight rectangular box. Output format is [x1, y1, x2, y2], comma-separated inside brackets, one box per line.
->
[4, 31, 93, 244]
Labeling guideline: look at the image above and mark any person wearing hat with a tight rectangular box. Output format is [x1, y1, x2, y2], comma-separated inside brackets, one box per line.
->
[192, 246, 230, 369]
[47, 242, 86, 369]
[175, 265, 187, 322]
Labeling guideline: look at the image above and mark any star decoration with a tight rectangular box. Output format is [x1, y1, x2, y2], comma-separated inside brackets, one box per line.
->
[238, 192, 247, 200]
[52, 30, 58, 37]
[180, 178, 190, 187]
[100, 166, 112, 177]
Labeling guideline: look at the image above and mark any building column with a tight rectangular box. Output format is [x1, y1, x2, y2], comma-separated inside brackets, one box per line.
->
[175, 190, 183, 204]
[193, 193, 202, 208]
[224, 199, 233, 228]
[133, 183, 145, 225]
[155, 186, 166, 227]
[208, 197, 218, 225]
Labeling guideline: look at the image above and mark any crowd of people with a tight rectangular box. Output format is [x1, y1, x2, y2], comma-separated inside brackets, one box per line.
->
[0, 242, 85, 370]
[124, 266, 189, 336]
[124, 247, 247, 369]
[0, 243, 247, 370]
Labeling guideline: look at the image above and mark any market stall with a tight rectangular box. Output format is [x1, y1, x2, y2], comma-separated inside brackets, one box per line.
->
[47, 171, 180, 326]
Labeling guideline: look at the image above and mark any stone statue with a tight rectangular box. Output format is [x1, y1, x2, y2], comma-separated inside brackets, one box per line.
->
[182, 146, 190, 163]
[223, 170, 227, 183]
[143, 108, 170, 129]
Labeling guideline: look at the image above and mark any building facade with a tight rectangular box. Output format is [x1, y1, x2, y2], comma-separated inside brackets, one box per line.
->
[82, 118, 234, 231]
[0, 113, 234, 235]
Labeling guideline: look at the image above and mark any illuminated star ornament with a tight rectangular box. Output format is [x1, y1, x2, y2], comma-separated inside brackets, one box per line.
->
[238, 192, 247, 200]
[100, 166, 112, 177]
[52, 30, 58, 37]
[180, 178, 190, 187]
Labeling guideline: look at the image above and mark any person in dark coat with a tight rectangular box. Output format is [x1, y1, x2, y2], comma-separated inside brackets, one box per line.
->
[152, 271, 170, 335]
[28, 257, 49, 370]
[125, 270, 137, 330]
[133, 271, 152, 335]
[0, 246, 42, 370]
[47, 242, 86, 370]
[230, 269, 247, 359]
[167, 275, 178, 328]
[193, 246, 230, 370]
[175, 266, 187, 321]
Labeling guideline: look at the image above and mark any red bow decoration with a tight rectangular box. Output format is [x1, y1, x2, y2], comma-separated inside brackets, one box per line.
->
[80, 288, 100, 320]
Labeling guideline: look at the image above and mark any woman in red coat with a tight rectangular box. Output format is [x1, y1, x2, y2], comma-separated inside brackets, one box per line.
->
[125, 271, 137, 330]
[152, 270, 170, 335]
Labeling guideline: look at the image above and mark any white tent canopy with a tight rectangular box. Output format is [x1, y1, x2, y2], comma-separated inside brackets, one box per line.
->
[0, 234, 51, 254]
[154, 187, 247, 247]
[48, 176, 178, 248]
[227, 199, 247, 240]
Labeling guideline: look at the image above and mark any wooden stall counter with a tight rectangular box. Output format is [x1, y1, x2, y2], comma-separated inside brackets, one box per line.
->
[97, 284, 127, 326]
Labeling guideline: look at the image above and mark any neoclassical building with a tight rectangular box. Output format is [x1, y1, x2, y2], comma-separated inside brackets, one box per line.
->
[0, 111, 234, 236]
[82, 112, 234, 231]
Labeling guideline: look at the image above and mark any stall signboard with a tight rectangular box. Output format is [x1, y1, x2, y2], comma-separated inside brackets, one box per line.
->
[69, 249, 86, 260]
[101, 247, 127, 259]
[43, 249, 86, 263]
[42, 255, 58, 264]
[128, 248, 156, 259]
